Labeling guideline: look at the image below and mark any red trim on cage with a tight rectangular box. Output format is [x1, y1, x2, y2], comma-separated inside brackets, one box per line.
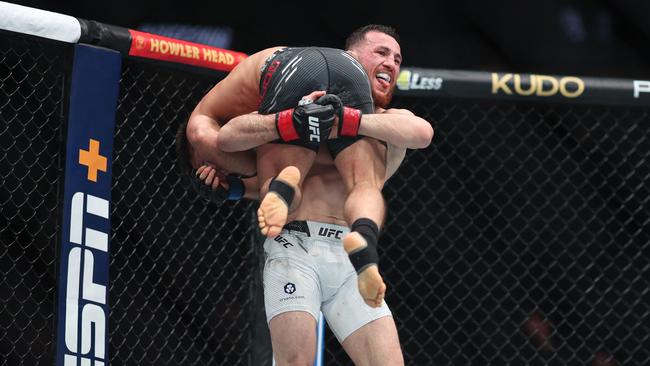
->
[128, 30, 247, 72]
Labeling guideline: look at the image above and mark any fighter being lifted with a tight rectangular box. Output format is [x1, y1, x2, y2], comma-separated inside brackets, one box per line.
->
[178, 24, 431, 318]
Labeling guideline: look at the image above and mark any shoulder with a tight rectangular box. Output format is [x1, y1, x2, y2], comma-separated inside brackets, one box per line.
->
[235, 47, 285, 70]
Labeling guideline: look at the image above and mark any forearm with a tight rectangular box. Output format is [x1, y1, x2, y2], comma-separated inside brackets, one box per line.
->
[217, 113, 279, 152]
[242, 176, 260, 200]
[358, 112, 433, 149]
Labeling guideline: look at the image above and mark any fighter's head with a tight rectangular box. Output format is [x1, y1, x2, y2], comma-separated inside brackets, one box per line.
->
[346, 24, 402, 109]
[174, 120, 235, 204]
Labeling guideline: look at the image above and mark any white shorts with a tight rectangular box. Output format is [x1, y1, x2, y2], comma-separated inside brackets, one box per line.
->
[263, 221, 393, 342]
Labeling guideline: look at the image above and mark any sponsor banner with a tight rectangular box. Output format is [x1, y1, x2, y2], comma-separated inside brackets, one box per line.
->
[395, 68, 649, 106]
[396, 68, 443, 92]
[56, 44, 121, 366]
[128, 29, 247, 72]
[633, 80, 650, 99]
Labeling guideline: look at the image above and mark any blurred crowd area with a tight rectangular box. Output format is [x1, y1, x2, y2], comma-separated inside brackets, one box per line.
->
[13, 0, 650, 78]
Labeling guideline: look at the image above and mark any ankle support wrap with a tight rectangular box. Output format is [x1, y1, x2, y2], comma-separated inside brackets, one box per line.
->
[348, 218, 380, 273]
[268, 176, 295, 207]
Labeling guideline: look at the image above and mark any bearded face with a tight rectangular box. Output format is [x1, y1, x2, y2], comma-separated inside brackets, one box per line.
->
[372, 82, 394, 109]
[349, 31, 402, 110]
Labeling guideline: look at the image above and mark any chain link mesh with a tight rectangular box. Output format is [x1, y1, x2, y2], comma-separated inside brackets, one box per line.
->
[110, 59, 257, 365]
[0, 31, 69, 366]
[2, 30, 649, 366]
[323, 97, 650, 365]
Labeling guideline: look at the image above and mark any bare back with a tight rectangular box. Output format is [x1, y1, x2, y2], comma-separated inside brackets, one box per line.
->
[193, 47, 285, 124]
[286, 145, 349, 225]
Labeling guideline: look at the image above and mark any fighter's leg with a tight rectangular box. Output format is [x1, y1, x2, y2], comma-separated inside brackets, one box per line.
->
[263, 230, 322, 365]
[322, 256, 402, 366]
[268, 312, 318, 366]
[342, 317, 404, 366]
[257, 166, 302, 237]
[256, 144, 316, 237]
[333, 138, 388, 307]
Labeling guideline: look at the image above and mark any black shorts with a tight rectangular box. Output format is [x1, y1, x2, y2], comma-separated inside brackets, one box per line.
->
[258, 47, 374, 157]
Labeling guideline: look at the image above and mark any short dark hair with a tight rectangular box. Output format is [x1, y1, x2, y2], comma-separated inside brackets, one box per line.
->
[345, 24, 400, 50]
[174, 120, 194, 179]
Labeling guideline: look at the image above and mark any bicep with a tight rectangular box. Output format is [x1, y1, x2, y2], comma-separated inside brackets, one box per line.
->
[195, 58, 263, 124]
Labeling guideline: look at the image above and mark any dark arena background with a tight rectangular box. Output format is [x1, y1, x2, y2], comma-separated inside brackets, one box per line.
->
[1, 1, 649, 365]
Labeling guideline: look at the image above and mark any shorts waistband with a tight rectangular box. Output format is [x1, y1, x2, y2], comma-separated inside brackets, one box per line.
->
[283, 220, 349, 239]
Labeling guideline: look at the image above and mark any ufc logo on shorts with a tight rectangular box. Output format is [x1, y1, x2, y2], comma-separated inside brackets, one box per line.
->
[318, 227, 343, 239]
[274, 235, 293, 248]
[64, 192, 109, 366]
[308, 116, 320, 142]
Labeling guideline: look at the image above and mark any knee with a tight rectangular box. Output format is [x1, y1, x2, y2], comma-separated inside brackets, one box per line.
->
[275, 352, 315, 366]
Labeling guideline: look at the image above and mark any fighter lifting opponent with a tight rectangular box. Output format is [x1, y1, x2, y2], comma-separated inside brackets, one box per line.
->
[181, 32, 432, 307]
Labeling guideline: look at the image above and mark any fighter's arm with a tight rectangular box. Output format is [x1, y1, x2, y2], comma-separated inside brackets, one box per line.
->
[196, 164, 260, 201]
[217, 91, 333, 152]
[182, 49, 285, 202]
[217, 112, 278, 152]
[218, 107, 433, 152]
[357, 108, 433, 149]
[184, 52, 268, 176]
[218, 97, 433, 154]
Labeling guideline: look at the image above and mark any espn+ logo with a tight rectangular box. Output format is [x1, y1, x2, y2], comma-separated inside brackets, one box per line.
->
[62, 192, 109, 366]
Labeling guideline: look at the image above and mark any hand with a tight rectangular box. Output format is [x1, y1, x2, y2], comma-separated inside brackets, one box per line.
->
[314, 94, 362, 137]
[192, 164, 245, 203]
[196, 164, 227, 190]
[299, 90, 326, 105]
[275, 101, 335, 144]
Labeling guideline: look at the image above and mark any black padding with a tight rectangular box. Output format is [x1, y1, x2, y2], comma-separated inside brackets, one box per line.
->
[348, 218, 380, 273]
[268, 177, 295, 207]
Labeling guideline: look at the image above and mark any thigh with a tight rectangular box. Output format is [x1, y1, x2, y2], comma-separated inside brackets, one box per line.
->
[333, 137, 387, 191]
[257, 143, 317, 194]
[269, 311, 318, 365]
[264, 234, 322, 364]
[342, 316, 404, 366]
[321, 266, 392, 343]
[263, 235, 321, 324]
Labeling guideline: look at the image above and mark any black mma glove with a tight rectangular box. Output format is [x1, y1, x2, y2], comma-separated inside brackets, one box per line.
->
[314, 94, 363, 137]
[190, 170, 245, 204]
[275, 102, 335, 146]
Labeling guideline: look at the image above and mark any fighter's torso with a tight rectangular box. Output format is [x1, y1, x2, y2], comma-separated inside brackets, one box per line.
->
[287, 140, 406, 225]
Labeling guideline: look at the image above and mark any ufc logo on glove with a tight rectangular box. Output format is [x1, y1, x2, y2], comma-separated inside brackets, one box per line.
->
[308, 116, 320, 142]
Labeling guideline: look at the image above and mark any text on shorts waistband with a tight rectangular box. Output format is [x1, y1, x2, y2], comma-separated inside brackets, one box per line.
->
[283, 220, 349, 240]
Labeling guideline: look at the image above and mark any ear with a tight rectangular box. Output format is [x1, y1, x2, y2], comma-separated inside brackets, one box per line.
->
[346, 50, 358, 59]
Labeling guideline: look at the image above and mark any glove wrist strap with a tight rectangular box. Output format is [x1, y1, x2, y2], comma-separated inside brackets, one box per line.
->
[339, 107, 362, 137]
[276, 109, 299, 141]
[225, 176, 245, 200]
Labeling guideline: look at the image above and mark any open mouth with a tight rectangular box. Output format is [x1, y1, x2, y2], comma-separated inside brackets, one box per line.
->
[376, 72, 391, 88]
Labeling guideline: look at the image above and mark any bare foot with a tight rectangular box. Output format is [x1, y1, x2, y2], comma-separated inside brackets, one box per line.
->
[343, 232, 386, 307]
[258, 166, 301, 237]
